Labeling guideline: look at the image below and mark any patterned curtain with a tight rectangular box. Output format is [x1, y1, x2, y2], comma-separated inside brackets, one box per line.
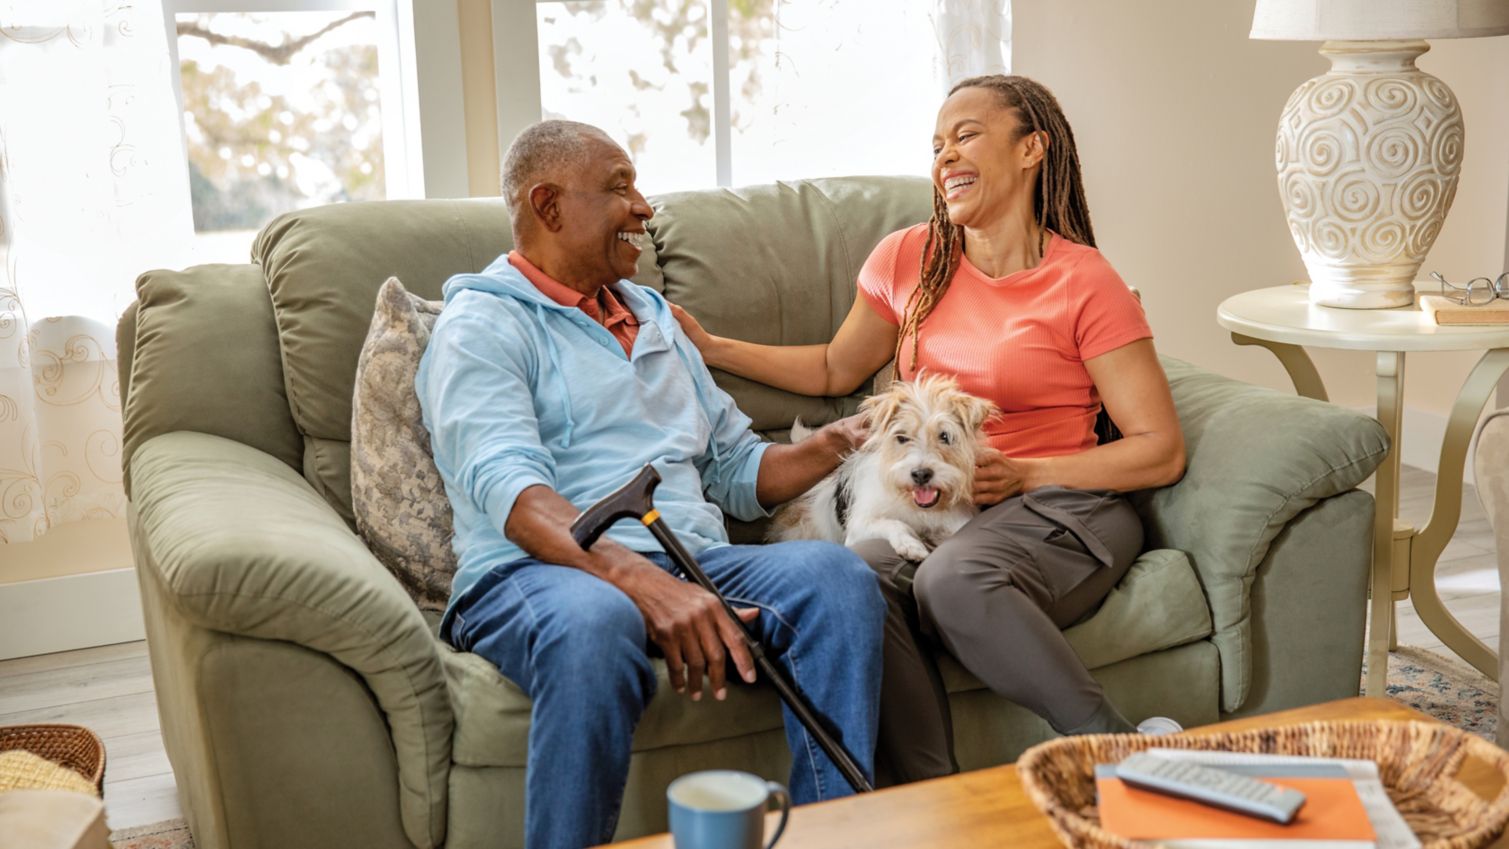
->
[933, 0, 1012, 89]
[0, 1, 191, 544]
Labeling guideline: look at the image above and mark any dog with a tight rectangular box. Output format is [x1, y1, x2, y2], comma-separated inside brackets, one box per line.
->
[767, 374, 997, 561]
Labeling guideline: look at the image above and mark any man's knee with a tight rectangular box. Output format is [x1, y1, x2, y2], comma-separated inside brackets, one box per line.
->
[812, 542, 886, 624]
[538, 584, 647, 667]
[768, 540, 884, 620]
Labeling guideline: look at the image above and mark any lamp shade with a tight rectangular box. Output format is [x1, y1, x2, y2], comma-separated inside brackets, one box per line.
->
[1251, 0, 1509, 40]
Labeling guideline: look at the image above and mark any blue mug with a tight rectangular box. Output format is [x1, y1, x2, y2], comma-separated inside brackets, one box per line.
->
[667, 770, 790, 849]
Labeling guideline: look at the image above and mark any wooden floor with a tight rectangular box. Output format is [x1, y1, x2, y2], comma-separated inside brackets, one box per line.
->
[0, 640, 179, 829]
[0, 464, 1501, 832]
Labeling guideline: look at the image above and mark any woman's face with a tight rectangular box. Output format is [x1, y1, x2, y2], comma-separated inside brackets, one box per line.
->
[931, 86, 1044, 230]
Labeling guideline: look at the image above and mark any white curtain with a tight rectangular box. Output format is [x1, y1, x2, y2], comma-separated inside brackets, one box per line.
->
[0, 1, 191, 544]
[933, 0, 1012, 89]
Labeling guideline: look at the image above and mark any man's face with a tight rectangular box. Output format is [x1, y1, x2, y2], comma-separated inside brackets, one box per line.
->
[554, 135, 654, 287]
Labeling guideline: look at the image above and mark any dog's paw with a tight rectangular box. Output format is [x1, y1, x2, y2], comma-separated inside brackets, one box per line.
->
[889, 533, 931, 562]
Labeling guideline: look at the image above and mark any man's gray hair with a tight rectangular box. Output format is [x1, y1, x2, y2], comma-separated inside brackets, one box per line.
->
[500, 119, 606, 211]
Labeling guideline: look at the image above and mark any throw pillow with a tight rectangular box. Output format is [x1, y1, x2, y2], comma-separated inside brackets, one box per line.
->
[351, 277, 455, 612]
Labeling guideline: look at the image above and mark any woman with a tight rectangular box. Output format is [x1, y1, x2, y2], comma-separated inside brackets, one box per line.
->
[673, 75, 1187, 783]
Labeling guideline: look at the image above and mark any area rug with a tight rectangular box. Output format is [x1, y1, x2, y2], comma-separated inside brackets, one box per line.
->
[105, 645, 1499, 847]
[1373, 644, 1498, 741]
[109, 818, 193, 849]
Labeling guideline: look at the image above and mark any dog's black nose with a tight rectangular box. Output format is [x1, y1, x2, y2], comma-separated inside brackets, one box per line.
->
[911, 468, 934, 486]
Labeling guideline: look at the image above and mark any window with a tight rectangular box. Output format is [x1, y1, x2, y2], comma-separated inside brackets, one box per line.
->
[511, 0, 975, 193]
[162, 0, 420, 263]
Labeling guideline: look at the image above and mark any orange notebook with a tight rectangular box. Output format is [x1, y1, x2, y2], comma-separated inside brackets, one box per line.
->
[1097, 764, 1377, 843]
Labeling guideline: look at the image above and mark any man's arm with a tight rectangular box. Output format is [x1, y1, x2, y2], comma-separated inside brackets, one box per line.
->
[420, 306, 753, 701]
[754, 416, 867, 507]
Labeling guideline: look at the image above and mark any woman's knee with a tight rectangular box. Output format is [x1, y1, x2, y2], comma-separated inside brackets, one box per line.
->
[850, 538, 905, 573]
[912, 544, 1005, 620]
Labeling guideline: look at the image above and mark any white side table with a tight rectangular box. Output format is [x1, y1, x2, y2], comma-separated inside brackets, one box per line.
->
[1217, 283, 1509, 698]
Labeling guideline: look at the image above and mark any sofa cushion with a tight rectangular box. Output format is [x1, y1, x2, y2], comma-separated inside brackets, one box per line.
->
[1135, 357, 1389, 712]
[443, 546, 1210, 767]
[351, 278, 455, 612]
[123, 263, 303, 497]
[648, 176, 932, 432]
[252, 199, 664, 521]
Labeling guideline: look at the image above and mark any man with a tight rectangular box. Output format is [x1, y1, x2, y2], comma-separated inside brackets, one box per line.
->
[416, 120, 885, 849]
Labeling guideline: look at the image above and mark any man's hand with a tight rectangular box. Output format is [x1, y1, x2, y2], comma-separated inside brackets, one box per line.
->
[972, 448, 1029, 506]
[817, 412, 870, 455]
[756, 412, 869, 506]
[614, 563, 759, 701]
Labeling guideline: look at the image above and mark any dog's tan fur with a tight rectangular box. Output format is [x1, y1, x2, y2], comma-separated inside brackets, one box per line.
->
[767, 374, 997, 560]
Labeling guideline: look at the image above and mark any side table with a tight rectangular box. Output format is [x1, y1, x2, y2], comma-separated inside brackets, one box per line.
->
[1217, 282, 1509, 697]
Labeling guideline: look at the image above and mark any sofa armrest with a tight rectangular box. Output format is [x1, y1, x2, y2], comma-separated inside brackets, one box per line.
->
[129, 431, 452, 849]
[1131, 358, 1389, 713]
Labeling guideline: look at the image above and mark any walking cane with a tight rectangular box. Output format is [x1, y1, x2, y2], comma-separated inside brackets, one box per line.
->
[570, 464, 875, 794]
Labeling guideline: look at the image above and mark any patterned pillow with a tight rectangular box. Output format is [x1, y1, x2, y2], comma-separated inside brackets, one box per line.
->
[351, 277, 454, 612]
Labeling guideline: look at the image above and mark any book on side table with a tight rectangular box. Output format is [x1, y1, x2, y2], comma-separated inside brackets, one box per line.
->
[1420, 295, 1509, 325]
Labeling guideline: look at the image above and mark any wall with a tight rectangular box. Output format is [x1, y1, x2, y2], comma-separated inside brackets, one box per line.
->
[1013, 1, 1509, 460]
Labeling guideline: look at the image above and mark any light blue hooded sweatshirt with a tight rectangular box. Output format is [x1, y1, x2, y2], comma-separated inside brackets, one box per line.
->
[415, 254, 771, 615]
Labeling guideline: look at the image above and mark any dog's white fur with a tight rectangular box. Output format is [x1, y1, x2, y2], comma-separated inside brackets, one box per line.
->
[767, 374, 997, 560]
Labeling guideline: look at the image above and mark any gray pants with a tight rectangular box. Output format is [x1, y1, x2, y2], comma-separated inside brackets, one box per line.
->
[855, 486, 1145, 785]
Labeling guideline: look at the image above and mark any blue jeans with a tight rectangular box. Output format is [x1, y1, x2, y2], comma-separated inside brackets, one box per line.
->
[445, 541, 884, 849]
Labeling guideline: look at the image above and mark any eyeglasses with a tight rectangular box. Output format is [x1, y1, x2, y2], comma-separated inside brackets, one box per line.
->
[1431, 271, 1509, 306]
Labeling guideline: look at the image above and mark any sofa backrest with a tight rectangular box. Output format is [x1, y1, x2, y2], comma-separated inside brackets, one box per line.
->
[120, 263, 305, 498]
[122, 177, 934, 523]
[649, 176, 932, 431]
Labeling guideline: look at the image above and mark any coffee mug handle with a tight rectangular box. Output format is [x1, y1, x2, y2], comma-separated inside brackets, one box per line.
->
[763, 781, 790, 848]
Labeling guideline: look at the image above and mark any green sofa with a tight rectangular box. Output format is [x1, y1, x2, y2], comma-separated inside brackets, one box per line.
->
[118, 176, 1388, 849]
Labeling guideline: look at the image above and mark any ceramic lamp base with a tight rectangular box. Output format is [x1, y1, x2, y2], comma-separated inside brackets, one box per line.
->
[1276, 40, 1462, 310]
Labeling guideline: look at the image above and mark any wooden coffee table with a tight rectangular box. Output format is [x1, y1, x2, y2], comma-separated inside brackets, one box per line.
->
[611, 697, 1508, 848]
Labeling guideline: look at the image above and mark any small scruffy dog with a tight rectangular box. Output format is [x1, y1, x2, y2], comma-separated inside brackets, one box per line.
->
[768, 374, 997, 561]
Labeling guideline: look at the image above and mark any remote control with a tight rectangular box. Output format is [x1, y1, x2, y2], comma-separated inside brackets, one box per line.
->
[1114, 752, 1307, 824]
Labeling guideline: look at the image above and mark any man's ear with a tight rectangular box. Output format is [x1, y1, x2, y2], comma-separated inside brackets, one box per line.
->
[528, 182, 564, 233]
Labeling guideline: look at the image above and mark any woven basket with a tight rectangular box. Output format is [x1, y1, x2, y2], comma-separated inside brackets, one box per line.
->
[0, 724, 106, 796]
[1016, 720, 1509, 849]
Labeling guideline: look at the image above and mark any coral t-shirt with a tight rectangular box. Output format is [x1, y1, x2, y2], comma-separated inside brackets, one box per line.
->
[857, 224, 1152, 458]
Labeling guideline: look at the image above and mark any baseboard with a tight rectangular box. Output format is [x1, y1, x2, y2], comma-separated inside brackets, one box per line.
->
[0, 568, 144, 660]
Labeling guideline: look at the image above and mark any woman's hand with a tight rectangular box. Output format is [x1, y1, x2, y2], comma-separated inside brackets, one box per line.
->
[669, 302, 718, 360]
[972, 448, 1028, 506]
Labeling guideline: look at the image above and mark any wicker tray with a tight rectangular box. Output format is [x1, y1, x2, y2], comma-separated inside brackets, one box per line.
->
[0, 724, 107, 796]
[1016, 720, 1509, 849]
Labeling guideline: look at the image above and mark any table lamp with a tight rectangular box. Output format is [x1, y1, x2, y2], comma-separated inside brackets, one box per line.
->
[1251, 0, 1509, 309]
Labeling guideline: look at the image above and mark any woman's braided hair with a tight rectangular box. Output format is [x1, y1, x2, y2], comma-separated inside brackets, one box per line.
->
[896, 75, 1096, 370]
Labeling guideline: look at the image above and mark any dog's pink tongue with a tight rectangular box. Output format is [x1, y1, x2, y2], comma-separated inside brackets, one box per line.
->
[912, 487, 940, 508]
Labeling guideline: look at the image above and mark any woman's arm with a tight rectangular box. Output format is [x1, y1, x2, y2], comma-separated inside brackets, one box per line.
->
[972, 339, 1186, 503]
[671, 297, 898, 397]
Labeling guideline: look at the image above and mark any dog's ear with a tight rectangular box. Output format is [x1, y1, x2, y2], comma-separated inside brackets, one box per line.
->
[963, 395, 999, 435]
[859, 388, 904, 434]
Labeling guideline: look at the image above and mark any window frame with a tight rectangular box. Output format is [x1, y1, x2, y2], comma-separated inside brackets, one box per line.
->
[160, 0, 425, 204]
[498, 0, 735, 187]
